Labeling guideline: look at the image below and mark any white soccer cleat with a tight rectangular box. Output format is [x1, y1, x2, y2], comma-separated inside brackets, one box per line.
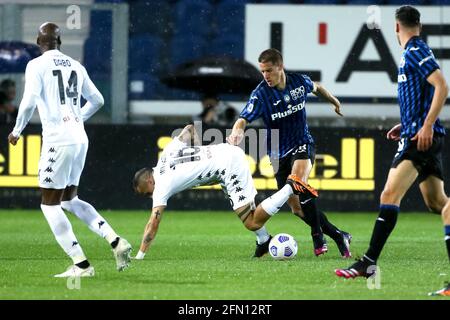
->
[54, 265, 95, 278]
[113, 238, 132, 271]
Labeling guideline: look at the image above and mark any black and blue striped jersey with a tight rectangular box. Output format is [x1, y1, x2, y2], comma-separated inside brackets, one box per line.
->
[239, 73, 315, 158]
[398, 36, 445, 138]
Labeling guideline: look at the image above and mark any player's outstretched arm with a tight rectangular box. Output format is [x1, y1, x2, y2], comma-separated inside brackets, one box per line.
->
[135, 205, 166, 259]
[177, 124, 200, 146]
[313, 82, 343, 117]
[227, 118, 247, 145]
[412, 69, 449, 151]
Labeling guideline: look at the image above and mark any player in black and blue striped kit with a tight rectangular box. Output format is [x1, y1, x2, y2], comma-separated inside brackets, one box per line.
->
[336, 6, 450, 297]
[228, 48, 352, 259]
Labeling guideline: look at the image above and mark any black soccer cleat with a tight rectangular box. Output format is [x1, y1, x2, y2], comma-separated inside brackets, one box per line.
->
[312, 233, 328, 256]
[335, 231, 352, 259]
[253, 235, 272, 258]
[335, 257, 377, 279]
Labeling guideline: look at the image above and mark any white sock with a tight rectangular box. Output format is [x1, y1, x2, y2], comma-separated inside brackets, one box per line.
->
[40, 204, 86, 264]
[255, 226, 270, 245]
[260, 184, 294, 216]
[61, 196, 119, 244]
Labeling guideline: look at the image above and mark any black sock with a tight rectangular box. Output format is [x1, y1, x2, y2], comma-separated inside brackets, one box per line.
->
[299, 195, 322, 236]
[300, 210, 342, 241]
[111, 237, 120, 249]
[76, 260, 90, 269]
[445, 225, 450, 263]
[318, 211, 342, 242]
[365, 204, 399, 262]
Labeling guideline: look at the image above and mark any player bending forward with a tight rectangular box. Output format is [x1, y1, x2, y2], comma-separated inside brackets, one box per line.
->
[133, 124, 317, 259]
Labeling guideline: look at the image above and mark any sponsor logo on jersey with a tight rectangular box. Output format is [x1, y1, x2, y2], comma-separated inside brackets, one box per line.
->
[271, 101, 305, 120]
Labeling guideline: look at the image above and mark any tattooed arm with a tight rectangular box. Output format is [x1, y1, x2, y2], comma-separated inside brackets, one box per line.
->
[135, 206, 166, 259]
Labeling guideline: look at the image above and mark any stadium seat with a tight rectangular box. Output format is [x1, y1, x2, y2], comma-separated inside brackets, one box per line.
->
[302, 0, 343, 4]
[215, 0, 246, 36]
[173, 0, 213, 37]
[129, 72, 160, 100]
[88, 10, 112, 39]
[209, 34, 244, 59]
[128, 34, 164, 75]
[83, 35, 112, 76]
[129, 0, 171, 36]
[346, 0, 384, 4]
[385, 0, 425, 4]
[169, 35, 207, 69]
[428, 0, 450, 4]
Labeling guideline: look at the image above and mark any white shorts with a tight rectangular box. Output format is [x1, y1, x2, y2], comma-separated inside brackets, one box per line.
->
[218, 144, 257, 211]
[38, 143, 88, 189]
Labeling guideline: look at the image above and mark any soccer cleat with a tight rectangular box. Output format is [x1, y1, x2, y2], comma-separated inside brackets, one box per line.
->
[336, 231, 352, 259]
[113, 238, 132, 271]
[286, 174, 318, 198]
[253, 235, 272, 258]
[334, 257, 376, 279]
[428, 282, 450, 297]
[54, 265, 95, 278]
[312, 233, 328, 256]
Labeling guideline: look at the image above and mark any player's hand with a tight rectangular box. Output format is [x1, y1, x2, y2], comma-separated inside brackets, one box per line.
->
[226, 130, 244, 145]
[386, 124, 402, 141]
[333, 100, 343, 117]
[411, 124, 433, 151]
[8, 133, 19, 146]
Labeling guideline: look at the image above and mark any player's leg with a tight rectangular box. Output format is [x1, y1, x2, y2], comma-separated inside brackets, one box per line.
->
[61, 185, 120, 245]
[289, 194, 352, 258]
[291, 157, 327, 256]
[38, 144, 93, 277]
[61, 143, 131, 271]
[335, 160, 418, 279]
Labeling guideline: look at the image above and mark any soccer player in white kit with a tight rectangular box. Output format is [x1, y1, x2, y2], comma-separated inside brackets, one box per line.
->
[8, 22, 132, 277]
[132, 124, 318, 260]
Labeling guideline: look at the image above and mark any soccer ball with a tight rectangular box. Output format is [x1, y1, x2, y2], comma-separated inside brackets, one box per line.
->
[269, 233, 298, 260]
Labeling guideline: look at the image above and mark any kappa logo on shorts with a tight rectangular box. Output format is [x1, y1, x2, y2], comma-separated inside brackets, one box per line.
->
[44, 167, 53, 173]
[43, 177, 53, 183]
[48, 158, 56, 163]
[49, 147, 56, 153]
[238, 195, 246, 202]
[235, 187, 243, 192]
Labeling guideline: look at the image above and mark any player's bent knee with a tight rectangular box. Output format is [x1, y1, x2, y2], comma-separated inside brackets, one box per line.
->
[61, 201, 72, 212]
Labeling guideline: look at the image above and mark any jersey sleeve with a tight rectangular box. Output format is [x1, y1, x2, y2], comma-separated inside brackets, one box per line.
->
[11, 61, 41, 137]
[406, 47, 440, 79]
[239, 91, 263, 123]
[151, 183, 171, 208]
[301, 74, 315, 94]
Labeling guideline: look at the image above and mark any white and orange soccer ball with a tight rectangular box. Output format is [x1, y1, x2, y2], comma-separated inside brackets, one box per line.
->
[269, 233, 298, 260]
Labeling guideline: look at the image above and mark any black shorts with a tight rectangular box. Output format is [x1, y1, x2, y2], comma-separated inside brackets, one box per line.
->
[391, 135, 444, 183]
[274, 143, 316, 189]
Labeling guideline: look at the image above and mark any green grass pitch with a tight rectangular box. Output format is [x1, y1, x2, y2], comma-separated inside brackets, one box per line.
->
[0, 210, 448, 300]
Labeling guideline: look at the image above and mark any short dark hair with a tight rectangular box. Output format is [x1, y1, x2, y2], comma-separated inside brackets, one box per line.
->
[395, 5, 420, 28]
[258, 48, 283, 65]
[133, 167, 152, 192]
[0, 79, 15, 91]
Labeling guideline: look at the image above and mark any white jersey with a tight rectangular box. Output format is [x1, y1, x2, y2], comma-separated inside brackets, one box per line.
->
[152, 139, 257, 210]
[12, 49, 103, 146]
